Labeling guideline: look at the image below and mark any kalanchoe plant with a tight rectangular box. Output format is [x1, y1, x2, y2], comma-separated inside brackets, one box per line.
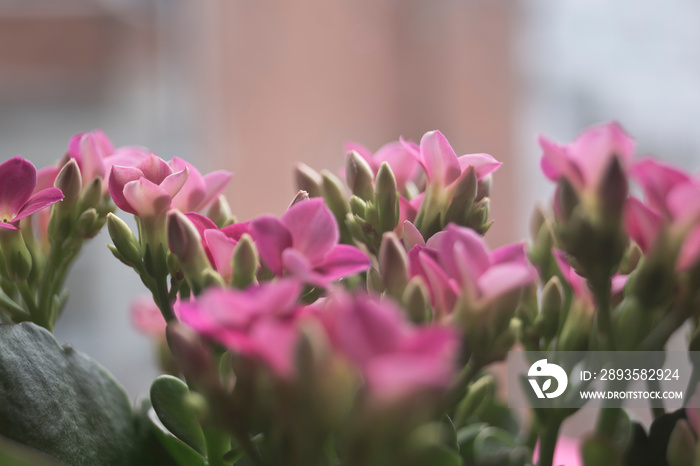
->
[0, 123, 699, 466]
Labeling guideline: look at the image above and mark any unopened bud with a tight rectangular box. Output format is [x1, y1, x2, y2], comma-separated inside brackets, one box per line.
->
[556, 178, 579, 222]
[322, 171, 352, 242]
[231, 234, 258, 289]
[446, 166, 477, 226]
[107, 213, 142, 266]
[79, 177, 103, 212]
[598, 156, 628, 221]
[345, 151, 375, 201]
[529, 205, 547, 241]
[378, 232, 408, 299]
[201, 268, 225, 290]
[535, 276, 563, 339]
[75, 208, 98, 236]
[295, 163, 323, 198]
[167, 211, 210, 282]
[54, 158, 82, 204]
[349, 196, 367, 218]
[366, 267, 384, 293]
[667, 419, 696, 466]
[619, 242, 643, 275]
[581, 436, 622, 466]
[558, 301, 593, 352]
[288, 190, 309, 208]
[375, 162, 398, 233]
[207, 195, 235, 228]
[466, 198, 491, 234]
[476, 173, 492, 201]
[454, 374, 495, 427]
[0, 228, 32, 281]
[166, 323, 214, 379]
[402, 277, 432, 323]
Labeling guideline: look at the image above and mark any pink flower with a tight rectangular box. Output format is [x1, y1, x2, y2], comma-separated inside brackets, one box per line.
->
[250, 198, 370, 286]
[344, 140, 421, 191]
[539, 122, 634, 192]
[170, 157, 232, 213]
[408, 224, 535, 317]
[178, 280, 303, 377]
[130, 295, 167, 337]
[533, 436, 582, 466]
[320, 292, 458, 401]
[0, 156, 64, 230]
[404, 131, 501, 189]
[184, 212, 250, 282]
[109, 154, 188, 219]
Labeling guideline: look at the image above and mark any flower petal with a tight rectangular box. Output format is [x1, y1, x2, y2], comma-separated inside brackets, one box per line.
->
[160, 168, 189, 200]
[314, 244, 371, 282]
[457, 153, 502, 180]
[477, 263, 535, 301]
[109, 165, 144, 214]
[624, 197, 661, 253]
[420, 130, 461, 186]
[0, 156, 37, 219]
[281, 198, 338, 264]
[136, 154, 173, 185]
[374, 141, 421, 189]
[123, 178, 172, 218]
[250, 215, 293, 275]
[170, 157, 206, 212]
[629, 158, 691, 215]
[402, 220, 426, 250]
[14, 188, 64, 222]
[204, 229, 237, 281]
[199, 170, 232, 210]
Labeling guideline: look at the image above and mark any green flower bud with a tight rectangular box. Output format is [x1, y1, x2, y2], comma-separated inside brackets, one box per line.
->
[295, 163, 323, 198]
[558, 301, 593, 352]
[378, 232, 408, 300]
[78, 177, 102, 212]
[557, 177, 580, 223]
[476, 173, 492, 201]
[375, 162, 398, 234]
[667, 419, 696, 466]
[402, 276, 432, 324]
[535, 276, 563, 340]
[345, 151, 375, 201]
[54, 158, 82, 205]
[0, 228, 32, 282]
[207, 194, 235, 228]
[619, 242, 643, 275]
[75, 208, 98, 237]
[466, 198, 492, 234]
[106, 213, 142, 266]
[167, 211, 210, 289]
[366, 267, 384, 293]
[454, 374, 495, 427]
[231, 234, 258, 289]
[349, 195, 367, 218]
[446, 166, 477, 226]
[598, 156, 628, 222]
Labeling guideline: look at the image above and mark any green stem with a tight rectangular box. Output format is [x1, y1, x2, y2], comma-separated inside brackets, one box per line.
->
[537, 417, 562, 466]
[592, 278, 614, 351]
[17, 281, 39, 324]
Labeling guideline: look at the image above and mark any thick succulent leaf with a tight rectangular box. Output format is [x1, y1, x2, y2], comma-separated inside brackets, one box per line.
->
[150, 375, 207, 455]
[148, 409, 206, 466]
[0, 433, 64, 466]
[0, 322, 136, 465]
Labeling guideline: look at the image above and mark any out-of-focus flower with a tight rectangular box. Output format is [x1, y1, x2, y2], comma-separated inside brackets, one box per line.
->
[533, 436, 582, 466]
[0, 156, 64, 230]
[320, 291, 458, 401]
[344, 140, 421, 192]
[178, 280, 303, 377]
[408, 224, 535, 318]
[131, 294, 168, 337]
[170, 157, 232, 213]
[109, 154, 188, 219]
[250, 198, 370, 286]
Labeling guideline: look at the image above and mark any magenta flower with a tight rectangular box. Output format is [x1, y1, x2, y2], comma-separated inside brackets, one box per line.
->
[0, 156, 64, 230]
[170, 157, 232, 213]
[109, 154, 188, 219]
[539, 122, 634, 192]
[184, 212, 251, 282]
[408, 224, 535, 317]
[178, 280, 303, 377]
[404, 130, 501, 189]
[250, 198, 370, 286]
[344, 140, 421, 191]
[321, 291, 458, 401]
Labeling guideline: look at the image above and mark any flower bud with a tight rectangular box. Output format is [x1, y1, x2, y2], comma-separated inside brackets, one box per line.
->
[75, 208, 98, 237]
[321, 171, 352, 241]
[558, 301, 593, 352]
[288, 190, 309, 208]
[345, 151, 375, 201]
[375, 162, 398, 233]
[619, 242, 642, 275]
[54, 158, 82, 205]
[454, 374, 495, 427]
[401, 276, 432, 324]
[78, 177, 103, 212]
[166, 323, 215, 380]
[476, 173, 492, 201]
[207, 195, 235, 228]
[0, 228, 32, 282]
[107, 213, 143, 266]
[167, 211, 210, 287]
[446, 166, 477, 226]
[378, 232, 408, 300]
[556, 177, 580, 223]
[613, 298, 646, 350]
[231, 234, 258, 289]
[295, 163, 323, 198]
[366, 266, 384, 293]
[349, 195, 367, 218]
[535, 276, 563, 340]
[667, 420, 695, 466]
[466, 198, 492, 234]
[598, 156, 628, 222]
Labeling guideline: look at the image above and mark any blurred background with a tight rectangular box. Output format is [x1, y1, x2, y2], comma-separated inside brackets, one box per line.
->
[1, 0, 698, 435]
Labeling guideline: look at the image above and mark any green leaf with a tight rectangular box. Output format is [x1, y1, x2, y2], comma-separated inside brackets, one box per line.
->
[150, 375, 207, 455]
[0, 322, 136, 465]
[148, 409, 207, 466]
[410, 445, 462, 466]
[473, 426, 517, 464]
[0, 433, 64, 466]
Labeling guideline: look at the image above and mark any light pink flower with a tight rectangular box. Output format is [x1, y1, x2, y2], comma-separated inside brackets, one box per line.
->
[533, 436, 582, 466]
[130, 295, 167, 337]
[109, 154, 188, 219]
[250, 198, 370, 286]
[0, 156, 64, 230]
[344, 140, 421, 191]
[170, 157, 232, 213]
[408, 224, 535, 317]
[320, 291, 458, 401]
[539, 122, 634, 192]
[178, 280, 304, 377]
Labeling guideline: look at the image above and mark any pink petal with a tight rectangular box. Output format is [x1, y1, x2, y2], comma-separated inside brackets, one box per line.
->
[204, 229, 237, 281]
[136, 154, 173, 184]
[160, 168, 189, 200]
[314, 244, 371, 282]
[282, 248, 318, 285]
[477, 263, 535, 301]
[677, 225, 700, 271]
[281, 198, 338, 264]
[539, 136, 584, 188]
[397, 196, 418, 236]
[418, 251, 459, 316]
[14, 188, 64, 222]
[533, 437, 582, 466]
[491, 242, 528, 265]
[199, 170, 232, 210]
[365, 352, 455, 401]
[123, 178, 172, 218]
[248, 320, 299, 378]
[553, 249, 591, 302]
[611, 274, 628, 295]
[438, 225, 491, 286]
[221, 222, 250, 241]
[250, 215, 293, 275]
[629, 158, 691, 214]
[77, 130, 113, 182]
[0, 156, 37, 219]
[36, 166, 59, 192]
[373, 141, 421, 188]
[667, 182, 700, 227]
[170, 157, 205, 212]
[457, 153, 502, 180]
[419, 130, 461, 186]
[624, 197, 661, 253]
[184, 212, 218, 236]
[130, 295, 166, 336]
[403, 220, 426, 250]
[109, 165, 145, 214]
